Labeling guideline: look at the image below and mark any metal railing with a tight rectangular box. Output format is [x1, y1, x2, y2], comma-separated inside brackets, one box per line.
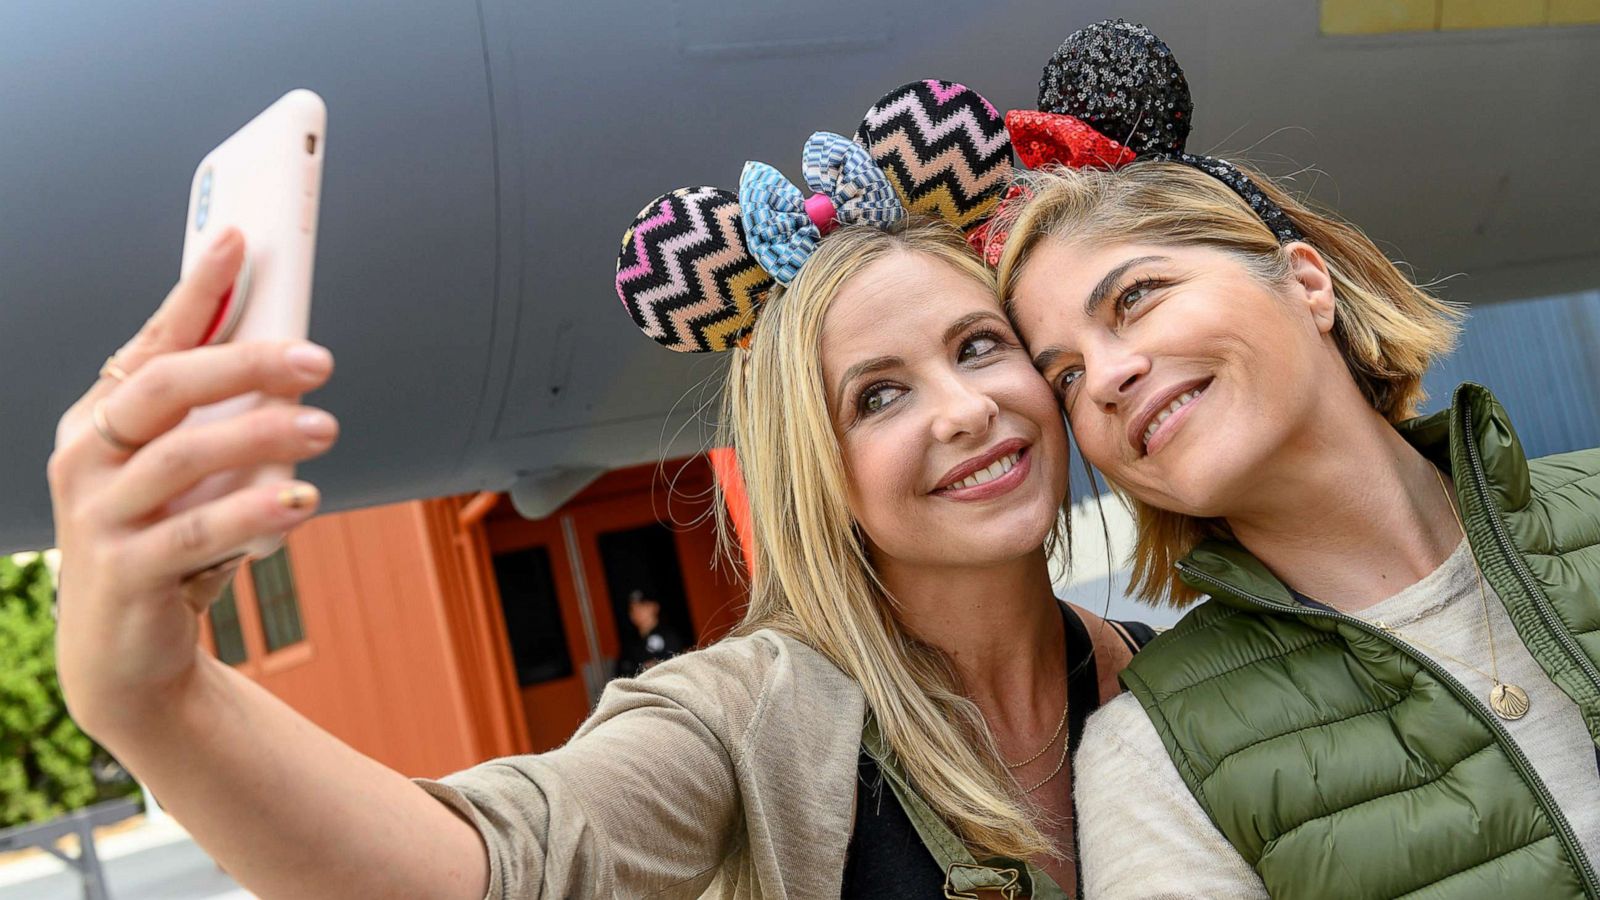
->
[0, 796, 144, 900]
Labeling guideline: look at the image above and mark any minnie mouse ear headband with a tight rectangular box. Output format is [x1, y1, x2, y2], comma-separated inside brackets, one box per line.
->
[979, 20, 1302, 264]
[615, 79, 1013, 353]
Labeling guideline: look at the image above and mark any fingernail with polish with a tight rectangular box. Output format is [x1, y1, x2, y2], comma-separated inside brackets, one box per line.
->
[277, 484, 320, 511]
[286, 343, 332, 376]
[296, 410, 337, 440]
[208, 229, 239, 258]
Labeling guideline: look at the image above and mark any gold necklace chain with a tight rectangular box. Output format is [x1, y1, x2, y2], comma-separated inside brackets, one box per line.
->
[1002, 694, 1069, 770]
[1371, 623, 1499, 685]
[1019, 723, 1070, 794]
[1302, 466, 1528, 720]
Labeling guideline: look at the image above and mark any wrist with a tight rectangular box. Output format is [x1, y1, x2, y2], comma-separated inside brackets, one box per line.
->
[70, 648, 218, 748]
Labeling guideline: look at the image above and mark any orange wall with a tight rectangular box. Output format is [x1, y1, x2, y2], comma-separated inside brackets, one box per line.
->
[206, 500, 517, 778]
[205, 456, 748, 777]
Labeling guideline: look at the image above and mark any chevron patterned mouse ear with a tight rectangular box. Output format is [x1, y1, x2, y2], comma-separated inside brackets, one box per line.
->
[854, 79, 1014, 232]
[615, 186, 775, 353]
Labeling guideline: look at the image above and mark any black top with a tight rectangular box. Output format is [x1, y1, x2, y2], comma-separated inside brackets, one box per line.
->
[840, 604, 1154, 899]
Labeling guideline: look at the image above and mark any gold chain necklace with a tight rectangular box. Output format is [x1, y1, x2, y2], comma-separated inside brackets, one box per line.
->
[1002, 694, 1069, 770]
[1018, 722, 1070, 794]
[999, 688, 1070, 794]
[1303, 466, 1529, 721]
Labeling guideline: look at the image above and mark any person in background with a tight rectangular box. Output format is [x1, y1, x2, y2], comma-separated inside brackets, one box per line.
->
[616, 589, 685, 677]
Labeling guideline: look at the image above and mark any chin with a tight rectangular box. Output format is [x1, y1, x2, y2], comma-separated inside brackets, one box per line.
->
[948, 504, 1060, 563]
[1139, 443, 1263, 519]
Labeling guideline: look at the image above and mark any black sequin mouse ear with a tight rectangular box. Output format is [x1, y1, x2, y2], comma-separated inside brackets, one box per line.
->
[615, 186, 775, 353]
[1023, 19, 1303, 243]
[1038, 19, 1192, 157]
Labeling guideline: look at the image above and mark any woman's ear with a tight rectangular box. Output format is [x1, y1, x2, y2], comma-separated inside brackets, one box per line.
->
[1284, 241, 1336, 335]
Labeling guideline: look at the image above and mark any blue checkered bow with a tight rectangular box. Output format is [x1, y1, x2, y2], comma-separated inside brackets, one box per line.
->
[738, 131, 904, 284]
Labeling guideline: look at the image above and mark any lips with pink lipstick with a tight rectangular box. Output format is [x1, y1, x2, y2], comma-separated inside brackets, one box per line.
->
[1131, 378, 1212, 457]
[932, 437, 1033, 501]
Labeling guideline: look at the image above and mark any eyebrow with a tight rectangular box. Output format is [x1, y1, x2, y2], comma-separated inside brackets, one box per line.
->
[831, 311, 1008, 412]
[834, 355, 901, 412]
[943, 310, 1006, 344]
[1084, 255, 1168, 317]
[1027, 256, 1169, 373]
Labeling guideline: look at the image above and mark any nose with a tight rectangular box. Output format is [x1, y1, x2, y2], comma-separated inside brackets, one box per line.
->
[1083, 340, 1151, 415]
[930, 374, 998, 444]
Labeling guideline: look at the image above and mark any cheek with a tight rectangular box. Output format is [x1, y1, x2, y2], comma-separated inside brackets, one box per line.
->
[997, 360, 1060, 418]
[1066, 404, 1124, 470]
[840, 424, 923, 530]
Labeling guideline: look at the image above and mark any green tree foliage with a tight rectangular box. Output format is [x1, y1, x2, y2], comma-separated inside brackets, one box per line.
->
[0, 554, 136, 828]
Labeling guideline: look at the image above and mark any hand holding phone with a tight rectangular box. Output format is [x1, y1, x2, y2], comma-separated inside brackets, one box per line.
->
[169, 89, 327, 558]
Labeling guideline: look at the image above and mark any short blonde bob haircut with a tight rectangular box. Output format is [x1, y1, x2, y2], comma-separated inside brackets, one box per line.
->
[993, 160, 1462, 607]
[719, 217, 1066, 861]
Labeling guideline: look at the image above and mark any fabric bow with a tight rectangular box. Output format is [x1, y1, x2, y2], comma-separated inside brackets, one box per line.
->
[739, 131, 904, 284]
[969, 110, 1142, 266]
[1004, 109, 1138, 172]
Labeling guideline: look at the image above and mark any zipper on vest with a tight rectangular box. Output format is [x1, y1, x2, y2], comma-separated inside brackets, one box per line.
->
[1176, 563, 1600, 897]
[1458, 403, 1600, 695]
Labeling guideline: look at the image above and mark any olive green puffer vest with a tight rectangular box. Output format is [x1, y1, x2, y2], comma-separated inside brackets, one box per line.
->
[1121, 384, 1600, 899]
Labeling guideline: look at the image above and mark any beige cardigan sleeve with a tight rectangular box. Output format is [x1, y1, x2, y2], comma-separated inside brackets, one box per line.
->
[1074, 693, 1268, 899]
[415, 636, 776, 900]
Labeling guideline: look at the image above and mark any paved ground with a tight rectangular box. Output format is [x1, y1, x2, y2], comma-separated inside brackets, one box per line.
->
[0, 815, 251, 900]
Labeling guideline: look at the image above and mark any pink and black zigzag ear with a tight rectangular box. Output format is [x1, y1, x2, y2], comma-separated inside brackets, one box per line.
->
[854, 79, 1014, 233]
[615, 186, 775, 353]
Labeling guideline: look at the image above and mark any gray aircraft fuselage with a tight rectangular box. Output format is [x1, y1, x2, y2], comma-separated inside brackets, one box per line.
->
[3, 1, 1597, 552]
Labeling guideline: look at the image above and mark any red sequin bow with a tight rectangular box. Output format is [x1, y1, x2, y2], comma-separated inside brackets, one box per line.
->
[1005, 109, 1138, 171]
[968, 110, 1142, 265]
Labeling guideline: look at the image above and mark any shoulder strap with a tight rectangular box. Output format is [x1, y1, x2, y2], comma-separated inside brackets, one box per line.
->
[1060, 604, 1099, 756]
[1108, 619, 1157, 651]
[860, 717, 1069, 899]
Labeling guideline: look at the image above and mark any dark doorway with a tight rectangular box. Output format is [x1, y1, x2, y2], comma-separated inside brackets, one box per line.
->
[597, 523, 696, 674]
[492, 545, 576, 686]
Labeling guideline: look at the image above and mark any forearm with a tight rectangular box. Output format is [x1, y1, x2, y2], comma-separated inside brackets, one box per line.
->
[89, 654, 488, 900]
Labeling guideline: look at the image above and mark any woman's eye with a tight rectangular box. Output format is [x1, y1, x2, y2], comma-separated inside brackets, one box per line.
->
[1055, 368, 1083, 395]
[858, 383, 905, 416]
[1118, 279, 1162, 312]
[958, 333, 1002, 363]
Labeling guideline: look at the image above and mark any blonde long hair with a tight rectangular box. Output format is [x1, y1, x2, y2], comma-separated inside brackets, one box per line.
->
[718, 218, 1059, 860]
[993, 161, 1463, 607]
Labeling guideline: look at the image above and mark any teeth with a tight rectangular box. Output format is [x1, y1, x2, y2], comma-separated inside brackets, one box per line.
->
[952, 452, 1020, 490]
[1144, 390, 1202, 445]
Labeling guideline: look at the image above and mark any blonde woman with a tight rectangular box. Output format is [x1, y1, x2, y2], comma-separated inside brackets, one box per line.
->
[991, 22, 1600, 898]
[47, 81, 1147, 898]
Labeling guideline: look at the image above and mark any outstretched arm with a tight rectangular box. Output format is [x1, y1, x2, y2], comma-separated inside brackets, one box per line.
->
[93, 655, 490, 898]
[51, 230, 746, 898]
[48, 229, 489, 898]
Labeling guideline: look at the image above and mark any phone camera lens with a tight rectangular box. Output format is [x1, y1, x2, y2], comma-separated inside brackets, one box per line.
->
[196, 168, 213, 230]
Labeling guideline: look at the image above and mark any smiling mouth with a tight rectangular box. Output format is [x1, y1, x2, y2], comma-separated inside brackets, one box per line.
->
[1144, 390, 1201, 447]
[1138, 380, 1211, 456]
[945, 450, 1022, 491]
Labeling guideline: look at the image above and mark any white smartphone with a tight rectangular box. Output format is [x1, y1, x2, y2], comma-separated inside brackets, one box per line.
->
[171, 89, 326, 559]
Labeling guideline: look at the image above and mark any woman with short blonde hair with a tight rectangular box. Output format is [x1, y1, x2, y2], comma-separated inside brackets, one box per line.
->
[993, 21, 1600, 898]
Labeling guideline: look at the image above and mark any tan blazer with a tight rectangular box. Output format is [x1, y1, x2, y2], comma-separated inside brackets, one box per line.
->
[418, 630, 867, 899]
[420, 610, 1139, 899]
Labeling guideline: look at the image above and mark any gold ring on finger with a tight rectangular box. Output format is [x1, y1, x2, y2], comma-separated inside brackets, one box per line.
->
[92, 399, 143, 453]
[99, 355, 131, 383]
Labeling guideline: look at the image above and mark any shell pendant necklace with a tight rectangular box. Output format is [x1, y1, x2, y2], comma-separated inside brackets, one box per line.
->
[1309, 467, 1530, 721]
